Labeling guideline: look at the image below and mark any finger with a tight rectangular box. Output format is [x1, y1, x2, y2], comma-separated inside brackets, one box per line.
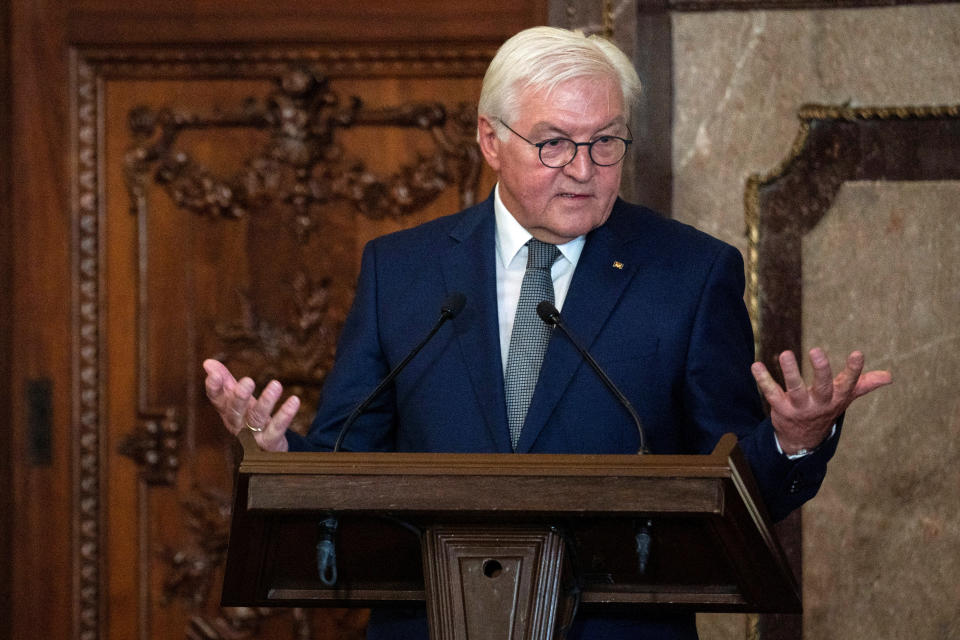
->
[203, 360, 249, 435]
[203, 359, 237, 389]
[853, 369, 893, 399]
[808, 347, 834, 404]
[243, 380, 283, 432]
[203, 359, 230, 404]
[751, 361, 786, 405]
[227, 377, 256, 434]
[258, 395, 301, 452]
[204, 371, 225, 407]
[834, 351, 866, 398]
[778, 350, 807, 404]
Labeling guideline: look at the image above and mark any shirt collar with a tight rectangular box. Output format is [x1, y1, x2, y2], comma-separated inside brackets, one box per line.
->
[493, 183, 586, 269]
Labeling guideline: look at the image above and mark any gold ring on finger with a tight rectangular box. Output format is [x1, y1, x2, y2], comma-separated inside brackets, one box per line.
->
[244, 420, 266, 433]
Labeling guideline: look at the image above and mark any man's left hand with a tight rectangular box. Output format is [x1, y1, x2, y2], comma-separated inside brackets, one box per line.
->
[751, 348, 893, 456]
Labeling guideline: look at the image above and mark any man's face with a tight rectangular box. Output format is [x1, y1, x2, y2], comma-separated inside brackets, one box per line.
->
[478, 75, 627, 244]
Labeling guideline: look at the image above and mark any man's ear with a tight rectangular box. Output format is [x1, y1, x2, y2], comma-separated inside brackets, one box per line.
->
[476, 115, 502, 172]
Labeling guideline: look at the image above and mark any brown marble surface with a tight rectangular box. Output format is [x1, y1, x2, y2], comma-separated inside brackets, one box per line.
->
[801, 182, 960, 639]
[554, 3, 960, 637]
[672, 5, 960, 252]
[668, 6, 960, 639]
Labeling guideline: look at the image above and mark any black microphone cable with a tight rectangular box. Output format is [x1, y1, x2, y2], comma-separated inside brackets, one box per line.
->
[333, 291, 466, 452]
[536, 301, 648, 455]
[317, 292, 466, 587]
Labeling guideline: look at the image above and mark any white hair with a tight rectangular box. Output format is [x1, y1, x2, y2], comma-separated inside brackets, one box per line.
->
[478, 26, 642, 138]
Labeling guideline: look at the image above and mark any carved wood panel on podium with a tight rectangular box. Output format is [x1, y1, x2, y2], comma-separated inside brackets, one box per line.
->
[72, 45, 497, 639]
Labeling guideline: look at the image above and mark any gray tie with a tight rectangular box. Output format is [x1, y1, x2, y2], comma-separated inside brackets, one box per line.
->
[505, 238, 561, 450]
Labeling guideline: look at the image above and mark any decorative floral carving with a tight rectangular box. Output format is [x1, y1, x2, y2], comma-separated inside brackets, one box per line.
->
[125, 68, 483, 240]
[159, 488, 232, 606]
[118, 407, 182, 485]
[185, 607, 312, 640]
[158, 489, 317, 638]
[213, 270, 342, 433]
[77, 45, 494, 640]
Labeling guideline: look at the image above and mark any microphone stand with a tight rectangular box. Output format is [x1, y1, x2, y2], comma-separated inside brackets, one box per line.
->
[537, 301, 655, 623]
[536, 301, 648, 455]
[333, 292, 466, 452]
[317, 292, 466, 587]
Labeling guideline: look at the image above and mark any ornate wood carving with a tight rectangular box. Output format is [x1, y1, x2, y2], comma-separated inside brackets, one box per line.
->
[73, 45, 495, 639]
[160, 488, 326, 639]
[213, 270, 341, 434]
[74, 55, 102, 640]
[125, 68, 484, 240]
[118, 408, 182, 485]
[159, 488, 232, 607]
[743, 103, 960, 640]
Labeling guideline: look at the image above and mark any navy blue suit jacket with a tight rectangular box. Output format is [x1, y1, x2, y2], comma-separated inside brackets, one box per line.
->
[287, 195, 839, 639]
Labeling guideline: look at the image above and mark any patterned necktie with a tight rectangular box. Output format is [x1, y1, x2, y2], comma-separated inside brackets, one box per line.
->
[505, 238, 561, 450]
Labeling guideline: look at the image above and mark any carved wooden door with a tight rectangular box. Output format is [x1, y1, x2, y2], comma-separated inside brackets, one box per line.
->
[100, 57, 499, 640]
[6, 2, 545, 638]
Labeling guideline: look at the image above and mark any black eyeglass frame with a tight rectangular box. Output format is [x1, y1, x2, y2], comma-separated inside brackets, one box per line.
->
[496, 118, 633, 168]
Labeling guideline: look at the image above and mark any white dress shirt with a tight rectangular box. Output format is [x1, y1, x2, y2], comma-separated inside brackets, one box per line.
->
[490, 184, 824, 459]
[493, 183, 586, 374]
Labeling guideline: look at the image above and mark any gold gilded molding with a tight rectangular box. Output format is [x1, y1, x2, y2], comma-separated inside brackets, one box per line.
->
[746, 613, 760, 640]
[603, 0, 616, 38]
[743, 118, 811, 352]
[644, 0, 960, 11]
[744, 102, 960, 354]
[744, 103, 960, 640]
[796, 103, 960, 121]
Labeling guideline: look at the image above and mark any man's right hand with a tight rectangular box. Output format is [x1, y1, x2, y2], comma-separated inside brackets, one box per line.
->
[202, 359, 299, 452]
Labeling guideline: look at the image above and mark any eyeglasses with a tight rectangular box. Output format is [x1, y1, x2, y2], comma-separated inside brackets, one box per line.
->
[497, 119, 632, 168]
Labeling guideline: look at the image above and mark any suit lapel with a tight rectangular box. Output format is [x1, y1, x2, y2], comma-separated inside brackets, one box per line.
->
[440, 198, 513, 452]
[515, 200, 645, 453]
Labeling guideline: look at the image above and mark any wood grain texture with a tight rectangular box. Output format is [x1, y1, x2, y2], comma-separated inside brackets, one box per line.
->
[0, 1, 13, 638]
[223, 435, 801, 619]
[6, 2, 546, 638]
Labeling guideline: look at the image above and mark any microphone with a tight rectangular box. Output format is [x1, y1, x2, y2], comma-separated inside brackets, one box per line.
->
[332, 291, 466, 452]
[536, 301, 648, 454]
[320, 292, 464, 587]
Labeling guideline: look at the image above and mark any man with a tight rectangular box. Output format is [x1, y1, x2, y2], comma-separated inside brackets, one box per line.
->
[204, 26, 891, 639]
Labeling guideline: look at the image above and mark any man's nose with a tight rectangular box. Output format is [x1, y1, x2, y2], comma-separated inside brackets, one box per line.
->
[562, 147, 595, 181]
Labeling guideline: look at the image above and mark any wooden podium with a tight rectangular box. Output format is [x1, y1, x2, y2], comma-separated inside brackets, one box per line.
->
[222, 432, 800, 639]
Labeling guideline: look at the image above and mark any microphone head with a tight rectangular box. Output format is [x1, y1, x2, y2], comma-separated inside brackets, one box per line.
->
[536, 301, 561, 326]
[440, 292, 467, 319]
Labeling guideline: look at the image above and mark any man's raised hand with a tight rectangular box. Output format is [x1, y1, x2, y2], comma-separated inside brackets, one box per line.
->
[751, 348, 892, 455]
[202, 358, 298, 452]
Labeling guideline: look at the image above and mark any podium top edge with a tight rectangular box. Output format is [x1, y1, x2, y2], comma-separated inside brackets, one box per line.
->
[236, 432, 741, 477]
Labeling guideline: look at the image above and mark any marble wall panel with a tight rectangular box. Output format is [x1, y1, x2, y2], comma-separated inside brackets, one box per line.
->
[801, 182, 960, 639]
[672, 5, 960, 639]
[673, 5, 960, 249]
